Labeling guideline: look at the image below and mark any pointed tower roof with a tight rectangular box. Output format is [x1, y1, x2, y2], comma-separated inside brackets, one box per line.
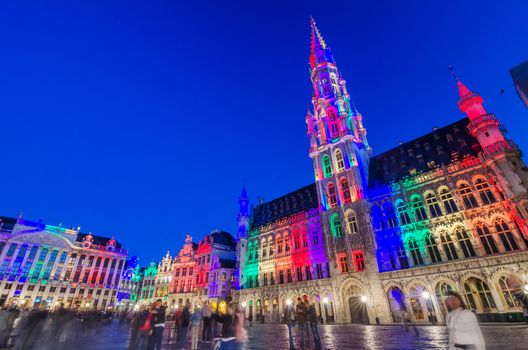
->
[240, 185, 248, 199]
[310, 17, 326, 54]
[449, 65, 473, 98]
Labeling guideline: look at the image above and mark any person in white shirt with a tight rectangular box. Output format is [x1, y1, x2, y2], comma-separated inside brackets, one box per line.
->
[445, 291, 486, 350]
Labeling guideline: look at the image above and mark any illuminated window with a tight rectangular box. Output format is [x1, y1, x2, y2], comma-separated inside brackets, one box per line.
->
[439, 188, 459, 214]
[384, 203, 398, 228]
[498, 276, 522, 308]
[338, 254, 349, 273]
[458, 183, 478, 209]
[425, 193, 442, 218]
[316, 264, 323, 279]
[474, 178, 496, 205]
[301, 229, 308, 248]
[322, 155, 332, 178]
[408, 239, 423, 265]
[440, 231, 459, 260]
[371, 205, 385, 231]
[476, 222, 498, 255]
[340, 178, 351, 203]
[277, 236, 283, 254]
[222, 272, 226, 282]
[454, 227, 476, 258]
[279, 270, 284, 284]
[327, 183, 337, 208]
[335, 149, 345, 172]
[411, 196, 428, 221]
[346, 210, 358, 234]
[293, 228, 300, 249]
[270, 272, 274, 285]
[425, 234, 442, 263]
[396, 201, 411, 225]
[328, 110, 339, 138]
[464, 277, 496, 310]
[296, 267, 303, 282]
[305, 266, 312, 281]
[353, 251, 365, 272]
[287, 269, 292, 283]
[494, 219, 519, 251]
[263, 273, 268, 286]
[330, 213, 342, 237]
[397, 243, 409, 269]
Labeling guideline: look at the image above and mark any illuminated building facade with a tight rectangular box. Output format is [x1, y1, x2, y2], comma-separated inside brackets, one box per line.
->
[154, 251, 173, 303]
[170, 235, 197, 307]
[0, 216, 127, 310]
[138, 262, 157, 304]
[237, 19, 528, 324]
[117, 256, 141, 310]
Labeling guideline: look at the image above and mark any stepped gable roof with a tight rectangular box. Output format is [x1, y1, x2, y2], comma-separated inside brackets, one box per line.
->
[251, 183, 318, 229]
[208, 230, 236, 248]
[368, 118, 482, 187]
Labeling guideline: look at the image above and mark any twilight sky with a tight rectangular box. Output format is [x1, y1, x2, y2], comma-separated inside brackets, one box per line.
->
[0, 1, 527, 264]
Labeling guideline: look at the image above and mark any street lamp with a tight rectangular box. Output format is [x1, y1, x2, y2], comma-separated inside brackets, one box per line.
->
[360, 295, 367, 303]
[241, 301, 247, 308]
[286, 299, 292, 306]
[322, 297, 329, 304]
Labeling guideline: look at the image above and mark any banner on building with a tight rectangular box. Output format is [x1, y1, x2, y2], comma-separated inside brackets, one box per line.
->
[510, 61, 528, 109]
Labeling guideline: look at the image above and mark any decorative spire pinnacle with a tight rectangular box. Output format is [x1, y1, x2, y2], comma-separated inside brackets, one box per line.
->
[449, 65, 473, 98]
[310, 17, 326, 54]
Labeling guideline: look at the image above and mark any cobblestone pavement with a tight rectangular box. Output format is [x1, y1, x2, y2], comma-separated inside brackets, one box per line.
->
[93, 322, 528, 350]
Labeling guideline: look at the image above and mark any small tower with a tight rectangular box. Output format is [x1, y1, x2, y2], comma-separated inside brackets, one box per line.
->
[236, 185, 251, 289]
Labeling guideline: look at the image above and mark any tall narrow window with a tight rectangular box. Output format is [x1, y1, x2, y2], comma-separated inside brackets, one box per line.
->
[346, 210, 358, 234]
[305, 266, 312, 281]
[439, 188, 459, 214]
[371, 205, 385, 231]
[338, 254, 349, 273]
[328, 110, 339, 138]
[384, 203, 398, 228]
[494, 219, 519, 251]
[330, 213, 342, 237]
[440, 231, 459, 260]
[476, 222, 498, 255]
[396, 201, 411, 225]
[397, 242, 409, 269]
[293, 228, 300, 250]
[296, 267, 303, 282]
[327, 183, 337, 209]
[279, 270, 284, 284]
[352, 251, 365, 271]
[454, 227, 476, 258]
[340, 178, 351, 203]
[408, 239, 423, 265]
[335, 149, 345, 172]
[425, 193, 442, 218]
[322, 155, 332, 178]
[475, 178, 496, 205]
[411, 196, 428, 221]
[458, 183, 478, 209]
[425, 234, 442, 263]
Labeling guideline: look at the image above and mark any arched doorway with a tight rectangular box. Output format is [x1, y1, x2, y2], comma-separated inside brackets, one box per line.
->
[256, 299, 262, 322]
[434, 281, 455, 319]
[248, 300, 254, 323]
[263, 299, 270, 323]
[409, 285, 427, 321]
[343, 284, 369, 324]
[272, 297, 279, 322]
[387, 287, 405, 322]
[496, 275, 523, 309]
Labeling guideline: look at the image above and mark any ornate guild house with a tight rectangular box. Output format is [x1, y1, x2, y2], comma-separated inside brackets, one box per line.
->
[236, 20, 528, 324]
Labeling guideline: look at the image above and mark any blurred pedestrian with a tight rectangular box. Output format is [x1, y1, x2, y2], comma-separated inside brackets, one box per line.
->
[189, 306, 203, 350]
[202, 301, 212, 342]
[234, 306, 247, 350]
[149, 299, 166, 350]
[445, 291, 485, 350]
[295, 297, 309, 350]
[306, 299, 321, 350]
[281, 300, 295, 350]
[176, 301, 191, 350]
[214, 302, 237, 350]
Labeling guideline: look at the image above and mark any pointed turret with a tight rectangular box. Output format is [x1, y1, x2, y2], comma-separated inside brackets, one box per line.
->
[310, 18, 334, 68]
[237, 185, 250, 240]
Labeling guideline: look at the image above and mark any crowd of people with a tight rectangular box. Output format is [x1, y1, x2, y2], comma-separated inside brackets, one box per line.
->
[282, 296, 321, 350]
[0, 304, 115, 349]
[128, 299, 247, 350]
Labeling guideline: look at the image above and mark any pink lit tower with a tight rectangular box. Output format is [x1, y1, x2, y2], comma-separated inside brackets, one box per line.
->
[454, 71, 528, 238]
[307, 19, 381, 284]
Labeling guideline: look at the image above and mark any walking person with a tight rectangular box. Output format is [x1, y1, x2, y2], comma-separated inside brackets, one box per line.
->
[234, 306, 248, 350]
[176, 301, 191, 350]
[149, 299, 166, 350]
[295, 297, 309, 350]
[306, 299, 321, 350]
[135, 305, 152, 350]
[214, 302, 237, 350]
[400, 306, 419, 337]
[445, 291, 486, 350]
[174, 304, 183, 343]
[202, 301, 212, 342]
[189, 306, 203, 350]
[282, 300, 296, 350]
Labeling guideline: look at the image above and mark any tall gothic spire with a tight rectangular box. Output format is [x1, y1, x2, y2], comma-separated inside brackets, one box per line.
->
[310, 18, 334, 68]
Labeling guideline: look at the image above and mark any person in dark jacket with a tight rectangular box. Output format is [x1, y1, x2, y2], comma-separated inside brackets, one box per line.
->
[306, 299, 321, 350]
[282, 300, 296, 350]
[214, 302, 237, 350]
[176, 301, 191, 350]
[296, 297, 309, 350]
[148, 299, 166, 350]
[130, 305, 149, 350]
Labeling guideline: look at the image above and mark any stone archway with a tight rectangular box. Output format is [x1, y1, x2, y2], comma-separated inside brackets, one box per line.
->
[342, 282, 369, 324]
[387, 286, 406, 323]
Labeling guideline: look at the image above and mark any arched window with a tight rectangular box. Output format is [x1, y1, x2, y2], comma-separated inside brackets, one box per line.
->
[425, 193, 442, 218]
[474, 178, 496, 205]
[340, 178, 351, 204]
[425, 233, 442, 263]
[371, 205, 385, 231]
[439, 231, 459, 260]
[328, 110, 339, 137]
[330, 213, 342, 237]
[439, 188, 459, 214]
[464, 277, 496, 310]
[335, 149, 345, 172]
[263, 273, 268, 286]
[384, 202, 398, 228]
[293, 228, 300, 250]
[262, 240, 267, 257]
[346, 210, 358, 234]
[435, 282, 455, 316]
[411, 196, 428, 221]
[396, 201, 411, 225]
[475, 222, 498, 255]
[408, 239, 423, 265]
[458, 183, 478, 209]
[397, 242, 409, 269]
[276, 235, 283, 254]
[327, 183, 337, 209]
[284, 235, 290, 252]
[322, 155, 332, 178]
[454, 227, 476, 258]
[498, 276, 522, 308]
[494, 219, 519, 251]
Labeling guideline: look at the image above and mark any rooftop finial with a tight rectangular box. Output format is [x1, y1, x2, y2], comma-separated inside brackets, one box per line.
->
[448, 65, 460, 82]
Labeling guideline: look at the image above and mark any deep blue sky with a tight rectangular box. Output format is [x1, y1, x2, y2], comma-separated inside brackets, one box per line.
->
[1, 1, 527, 264]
